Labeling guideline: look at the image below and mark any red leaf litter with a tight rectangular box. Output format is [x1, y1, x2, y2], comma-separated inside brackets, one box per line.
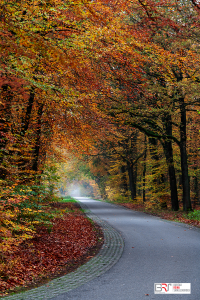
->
[0, 202, 103, 296]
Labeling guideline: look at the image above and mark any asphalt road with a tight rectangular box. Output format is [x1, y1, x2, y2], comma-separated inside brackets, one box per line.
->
[50, 198, 200, 300]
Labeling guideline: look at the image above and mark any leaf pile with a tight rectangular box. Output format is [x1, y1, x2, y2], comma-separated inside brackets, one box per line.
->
[0, 202, 103, 296]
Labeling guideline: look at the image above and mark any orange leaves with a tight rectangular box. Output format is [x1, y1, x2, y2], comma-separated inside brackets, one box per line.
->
[0, 202, 100, 295]
[1, 0, 91, 90]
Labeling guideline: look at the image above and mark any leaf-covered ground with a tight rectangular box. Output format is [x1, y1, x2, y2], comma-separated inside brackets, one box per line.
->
[0, 202, 104, 296]
[120, 203, 200, 228]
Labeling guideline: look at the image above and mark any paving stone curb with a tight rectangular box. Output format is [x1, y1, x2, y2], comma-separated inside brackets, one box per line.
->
[1, 200, 124, 300]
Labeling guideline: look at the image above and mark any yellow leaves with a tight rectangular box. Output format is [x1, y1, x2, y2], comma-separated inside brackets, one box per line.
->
[0, 206, 34, 257]
[0, 183, 45, 259]
[1, 219, 33, 233]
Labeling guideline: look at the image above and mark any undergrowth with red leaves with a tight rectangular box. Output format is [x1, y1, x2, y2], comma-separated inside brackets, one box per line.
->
[120, 203, 200, 228]
[0, 202, 103, 296]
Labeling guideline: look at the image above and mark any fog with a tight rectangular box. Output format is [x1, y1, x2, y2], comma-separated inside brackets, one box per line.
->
[69, 185, 81, 197]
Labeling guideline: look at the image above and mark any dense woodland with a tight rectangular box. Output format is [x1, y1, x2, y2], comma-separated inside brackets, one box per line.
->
[1, 0, 200, 288]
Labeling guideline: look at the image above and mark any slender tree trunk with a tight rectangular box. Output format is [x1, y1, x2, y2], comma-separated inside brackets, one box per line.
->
[21, 88, 35, 135]
[32, 103, 44, 172]
[127, 132, 138, 201]
[163, 141, 179, 210]
[143, 135, 147, 203]
[18, 89, 35, 182]
[149, 137, 160, 180]
[149, 137, 159, 162]
[127, 160, 136, 200]
[179, 97, 192, 211]
[163, 114, 179, 211]
[120, 165, 129, 195]
[193, 174, 198, 208]
[193, 151, 199, 207]
[149, 137, 167, 207]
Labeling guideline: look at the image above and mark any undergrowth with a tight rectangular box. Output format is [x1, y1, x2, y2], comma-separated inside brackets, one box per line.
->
[103, 196, 200, 227]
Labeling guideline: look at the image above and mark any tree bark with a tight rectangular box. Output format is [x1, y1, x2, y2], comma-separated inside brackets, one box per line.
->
[143, 135, 147, 203]
[21, 88, 35, 136]
[18, 88, 35, 182]
[149, 137, 167, 207]
[179, 97, 192, 211]
[193, 174, 199, 208]
[127, 160, 137, 200]
[120, 165, 129, 195]
[32, 103, 44, 172]
[127, 132, 138, 201]
[162, 113, 179, 211]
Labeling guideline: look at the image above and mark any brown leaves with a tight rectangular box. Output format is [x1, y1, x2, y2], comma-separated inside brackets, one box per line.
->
[0, 202, 101, 296]
[120, 202, 200, 228]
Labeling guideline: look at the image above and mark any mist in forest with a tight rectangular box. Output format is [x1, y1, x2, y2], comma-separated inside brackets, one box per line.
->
[69, 185, 81, 197]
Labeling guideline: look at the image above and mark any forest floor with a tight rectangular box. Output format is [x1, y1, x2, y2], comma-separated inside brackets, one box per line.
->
[0, 201, 104, 297]
[114, 201, 200, 228]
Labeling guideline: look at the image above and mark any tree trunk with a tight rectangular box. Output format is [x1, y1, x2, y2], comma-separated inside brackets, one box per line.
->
[149, 137, 159, 162]
[120, 165, 129, 195]
[179, 97, 192, 211]
[149, 137, 167, 207]
[127, 160, 136, 200]
[143, 135, 147, 203]
[18, 88, 35, 182]
[193, 174, 198, 208]
[163, 113, 179, 211]
[32, 103, 44, 172]
[163, 142, 179, 211]
[149, 137, 161, 181]
[126, 132, 138, 201]
[21, 88, 35, 136]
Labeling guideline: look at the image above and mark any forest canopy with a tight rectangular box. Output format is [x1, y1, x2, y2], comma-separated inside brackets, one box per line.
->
[1, 1, 200, 287]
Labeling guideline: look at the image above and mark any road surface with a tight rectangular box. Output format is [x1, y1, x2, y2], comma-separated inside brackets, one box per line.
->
[50, 197, 200, 300]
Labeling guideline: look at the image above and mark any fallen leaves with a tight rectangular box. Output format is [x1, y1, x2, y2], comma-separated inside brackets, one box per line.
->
[0, 202, 103, 296]
[119, 203, 200, 228]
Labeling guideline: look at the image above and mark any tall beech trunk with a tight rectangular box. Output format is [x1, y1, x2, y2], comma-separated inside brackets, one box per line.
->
[149, 137, 161, 180]
[127, 160, 137, 200]
[163, 141, 179, 211]
[19, 89, 35, 179]
[143, 135, 147, 203]
[120, 165, 129, 195]
[32, 103, 44, 172]
[193, 151, 199, 207]
[193, 173, 199, 207]
[149, 137, 159, 163]
[149, 137, 167, 206]
[179, 97, 192, 211]
[127, 132, 138, 201]
[21, 88, 35, 136]
[162, 114, 179, 211]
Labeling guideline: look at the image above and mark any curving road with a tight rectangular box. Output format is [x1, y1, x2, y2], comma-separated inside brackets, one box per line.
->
[49, 197, 200, 300]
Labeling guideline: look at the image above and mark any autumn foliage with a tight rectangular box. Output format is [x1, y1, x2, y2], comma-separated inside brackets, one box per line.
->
[0, 202, 102, 295]
[1, 0, 200, 294]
